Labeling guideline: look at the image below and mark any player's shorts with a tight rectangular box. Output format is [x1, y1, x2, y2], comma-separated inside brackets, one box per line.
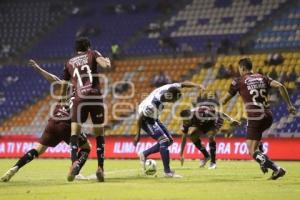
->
[246, 111, 273, 141]
[72, 97, 105, 124]
[39, 120, 87, 147]
[141, 117, 172, 142]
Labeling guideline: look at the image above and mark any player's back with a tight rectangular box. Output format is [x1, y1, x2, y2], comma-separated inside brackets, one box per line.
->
[64, 50, 102, 96]
[231, 73, 272, 118]
[182, 106, 222, 133]
[191, 106, 218, 125]
[138, 83, 181, 119]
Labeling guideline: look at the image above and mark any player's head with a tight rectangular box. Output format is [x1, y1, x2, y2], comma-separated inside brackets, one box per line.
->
[238, 58, 252, 75]
[180, 109, 192, 118]
[161, 87, 182, 102]
[75, 37, 91, 52]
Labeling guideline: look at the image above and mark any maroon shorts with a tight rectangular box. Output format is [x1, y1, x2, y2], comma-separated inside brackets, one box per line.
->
[246, 112, 273, 141]
[39, 120, 87, 147]
[72, 97, 105, 124]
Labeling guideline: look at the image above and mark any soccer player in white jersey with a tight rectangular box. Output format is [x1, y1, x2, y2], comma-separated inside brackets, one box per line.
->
[133, 82, 204, 177]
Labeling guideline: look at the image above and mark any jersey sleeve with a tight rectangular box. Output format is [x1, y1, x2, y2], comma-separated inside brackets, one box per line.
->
[170, 83, 182, 89]
[63, 63, 71, 81]
[93, 50, 103, 59]
[264, 75, 273, 88]
[228, 78, 240, 96]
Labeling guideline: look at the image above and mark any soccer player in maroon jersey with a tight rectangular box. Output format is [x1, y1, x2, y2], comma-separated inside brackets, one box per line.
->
[221, 58, 296, 180]
[60, 37, 111, 182]
[179, 105, 240, 169]
[1, 60, 91, 182]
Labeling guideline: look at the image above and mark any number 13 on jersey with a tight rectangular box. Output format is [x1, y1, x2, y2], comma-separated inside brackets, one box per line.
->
[73, 65, 93, 87]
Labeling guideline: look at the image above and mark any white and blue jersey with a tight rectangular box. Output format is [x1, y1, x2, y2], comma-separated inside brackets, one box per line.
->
[138, 83, 182, 141]
[138, 83, 182, 119]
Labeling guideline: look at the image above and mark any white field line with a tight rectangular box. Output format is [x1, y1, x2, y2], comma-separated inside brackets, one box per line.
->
[75, 166, 193, 180]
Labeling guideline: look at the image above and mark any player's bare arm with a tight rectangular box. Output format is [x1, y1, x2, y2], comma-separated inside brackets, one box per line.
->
[96, 56, 111, 68]
[270, 80, 296, 114]
[220, 111, 241, 126]
[29, 59, 61, 83]
[59, 80, 69, 103]
[221, 93, 234, 105]
[181, 81, 205, 90]
[179, 132, 188, 166]
[133, 113, 144, 146]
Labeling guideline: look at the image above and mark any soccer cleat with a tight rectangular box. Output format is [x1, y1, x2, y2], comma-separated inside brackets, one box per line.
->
[164, 170, 182, 178]
[67, 161, 80, 182]
[1, 166, 19, 182]
[75, 174, 88, 180]
[138, 152, 146, 170]
[269, 168, 286, 180]
[199, 156, 210, 168]
[96, 167, 105, 182]
[208, 162, 217, 170]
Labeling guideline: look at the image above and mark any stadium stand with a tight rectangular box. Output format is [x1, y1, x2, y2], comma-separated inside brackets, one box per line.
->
[25, 0, 163, 59]
[254, 1, 300, 49]
[124, 0, 287, 55]
[0, 0, 72, 59]
[0, 0, 299, 139]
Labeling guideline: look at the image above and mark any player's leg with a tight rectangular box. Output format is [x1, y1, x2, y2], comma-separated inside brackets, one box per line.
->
[1, 143, 47, 182]
[141, 120, 172, 160]
[141, 119, 179, 176]
[70, 122, 81, 163]
[68, 101, 86, 181]
[207, 130, 217, 169]
[190, 129, 210, 167]
[77, 133, 91, 171]
[67, 122, 82, 181]
[90, 101, 105, 182]
[138, 120, 161, 168]
[154, 120, 181, 177]
[67, 133, 91, 179]
[258, 141, 264, 152]
[247, 128, 285, 180]
[93, 126, 105, 182]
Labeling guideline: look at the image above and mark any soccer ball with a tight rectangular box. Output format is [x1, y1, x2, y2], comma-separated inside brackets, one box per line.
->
[144, 159, 157, 175]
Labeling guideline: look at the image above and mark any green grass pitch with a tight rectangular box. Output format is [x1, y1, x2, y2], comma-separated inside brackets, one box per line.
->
[0, 159, 299, 200]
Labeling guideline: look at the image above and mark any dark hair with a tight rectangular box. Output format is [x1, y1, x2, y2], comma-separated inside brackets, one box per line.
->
[180, 109, 191, 117]
[238, 58, 252, 70]
[167, 87, 182, 100]
[75, 37, 91, 52]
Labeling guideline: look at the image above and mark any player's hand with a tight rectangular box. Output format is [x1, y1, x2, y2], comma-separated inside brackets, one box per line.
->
[230, 119, 241, 127]
[180, 156, 184, 166]
[198, 84, 205, 91]
[28, 59, 39, 69]
[288, 106, 297, 115]
[104, 57, 111, 68]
